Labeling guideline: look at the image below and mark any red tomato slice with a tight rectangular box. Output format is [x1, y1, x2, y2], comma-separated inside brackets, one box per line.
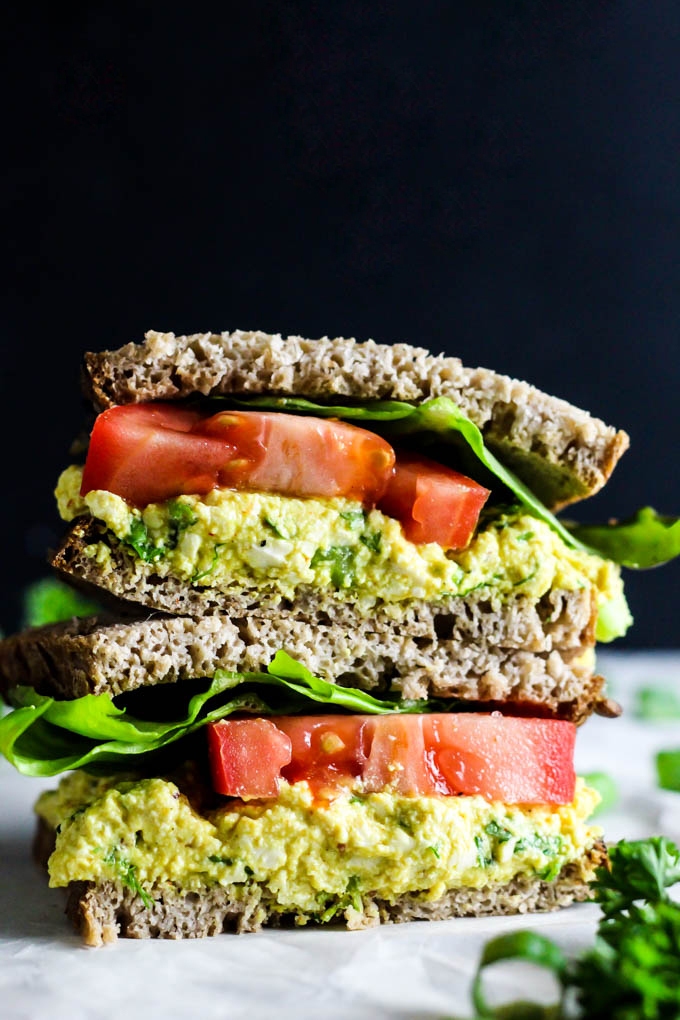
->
[81, 403, 395, 507]
[275, 715, 371, 795]
[362, 714, 444, 797]
[207, 713, 576, 804]
[377, 453, 490, 549]
[206, 717, 292, 799]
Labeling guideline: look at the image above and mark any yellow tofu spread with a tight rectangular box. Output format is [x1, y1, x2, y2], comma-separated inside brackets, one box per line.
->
[55, 465, 630, 637]
[36, 773, 601, 920]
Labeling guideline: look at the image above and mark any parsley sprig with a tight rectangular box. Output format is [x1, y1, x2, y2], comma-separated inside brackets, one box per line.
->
[460, 837, 680, 1020]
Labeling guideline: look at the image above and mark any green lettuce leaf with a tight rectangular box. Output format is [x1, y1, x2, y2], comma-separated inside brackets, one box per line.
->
[22, 577, 101, 628]
[568, 507, 680, 569]
[0, 651, 437, 778]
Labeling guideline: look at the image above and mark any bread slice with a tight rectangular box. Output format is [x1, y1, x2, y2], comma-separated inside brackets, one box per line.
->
[31, 818, 606, 944]
[0, 585, 609, 722]
[82, 329, 629, 509]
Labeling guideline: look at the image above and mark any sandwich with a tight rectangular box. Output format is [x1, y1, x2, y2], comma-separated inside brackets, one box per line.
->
[1, 328, 674, 945]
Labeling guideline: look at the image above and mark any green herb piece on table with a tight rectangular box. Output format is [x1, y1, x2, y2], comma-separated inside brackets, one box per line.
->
[656, 750, 680, 792]
[634, 686, 680, 721]
[463, 837, 680, 1020]
[583, 772, 619, 815]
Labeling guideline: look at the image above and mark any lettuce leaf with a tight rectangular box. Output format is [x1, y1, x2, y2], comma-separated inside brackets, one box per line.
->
[0, 651, 438, 778]
[567, 507, 680, 569]
[22, 577, 101, 628]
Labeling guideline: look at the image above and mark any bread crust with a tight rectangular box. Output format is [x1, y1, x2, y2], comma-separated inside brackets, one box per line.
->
[82, 329, 629, 509]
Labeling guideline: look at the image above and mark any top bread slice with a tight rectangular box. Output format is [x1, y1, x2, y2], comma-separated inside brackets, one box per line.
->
[82, 329, 629, 510]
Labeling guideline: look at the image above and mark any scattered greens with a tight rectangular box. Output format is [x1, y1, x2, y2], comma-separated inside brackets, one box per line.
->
[0, 651, 445, 777]
[359, 530, 382, 554]
[21, 577, 100, 628]
[316, 875, 363, 923]
[125, 517, 165, 563]
[98, 845, 153, 909]
[583, 772, 619, 815]
[191, 542, 226, 584]
[459, 837, 680, 1020]
[310, 545, 357, 587]
[634, 687, 680, 722]
[656, 750, 680, 792]
[126, 499, 199, 565]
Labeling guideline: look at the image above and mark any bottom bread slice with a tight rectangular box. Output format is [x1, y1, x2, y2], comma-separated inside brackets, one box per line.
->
[64, 845, 606, 945]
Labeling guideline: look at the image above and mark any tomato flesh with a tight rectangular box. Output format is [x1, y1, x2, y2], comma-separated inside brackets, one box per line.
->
[377, 453, 490, 549]
[206, 717, 292, 799]
[207, 713, 576, 804]
[81, 403, 396, 508]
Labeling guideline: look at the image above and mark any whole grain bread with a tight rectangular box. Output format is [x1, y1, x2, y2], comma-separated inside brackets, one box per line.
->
[60, 838, 606, 945]
[0, 589, 607, 722]
[82, 329, 629, 509]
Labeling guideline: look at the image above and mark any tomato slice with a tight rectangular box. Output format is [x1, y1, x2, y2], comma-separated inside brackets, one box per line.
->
[276, 715, 371, 795]
[207, 713, 576, 804]
[81, 403, 396, 507]
[206, 717, 292, 799]
[377, 454, 490, 549]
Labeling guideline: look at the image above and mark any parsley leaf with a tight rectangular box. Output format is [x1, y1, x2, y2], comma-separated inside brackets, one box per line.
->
[125, 517, 166, 563]
[310, 545, 357, 587]
[465, 837, 680, 1020]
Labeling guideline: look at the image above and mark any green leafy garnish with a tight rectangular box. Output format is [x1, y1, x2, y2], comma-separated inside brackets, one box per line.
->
[263, 516, 290, 540]
[339, 509, 366, 529]
[317, 875, 363, 923]
[656, 750, 680, 792]
[359, 530, 382, 554]
[166, 500, 199, 549]
[484, 820, 513, 843]
[0, 651, 438, 777]
[471, 930, 567, 1020]
[125, 517, 165, 563]
[99, 846, 153, 909]
[191, 543, 226, 584]
[310, 546, 356, 587]
[462, 837, 680, 1019]
[568, 507, 680, 569]
[634, 687, 680, 722]
[474, 834, 492, 868]
[583, 772, 619, 815]
[21, 577, 100, 628]
[125, 501, 197, 563]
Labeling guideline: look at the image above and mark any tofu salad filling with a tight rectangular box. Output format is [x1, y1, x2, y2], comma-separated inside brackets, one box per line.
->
[36, 771, 601, 926]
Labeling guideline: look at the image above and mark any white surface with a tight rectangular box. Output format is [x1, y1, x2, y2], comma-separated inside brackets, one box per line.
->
[1, 650, 679, 1020]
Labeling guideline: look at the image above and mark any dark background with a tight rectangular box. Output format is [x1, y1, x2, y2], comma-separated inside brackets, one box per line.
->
[2, 2, 679, 645]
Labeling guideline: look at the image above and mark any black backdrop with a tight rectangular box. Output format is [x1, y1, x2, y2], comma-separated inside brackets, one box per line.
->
[2, 2, 679, 645]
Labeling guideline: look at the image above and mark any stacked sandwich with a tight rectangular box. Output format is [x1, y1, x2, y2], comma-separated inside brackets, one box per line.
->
[0, 329, 640, 944]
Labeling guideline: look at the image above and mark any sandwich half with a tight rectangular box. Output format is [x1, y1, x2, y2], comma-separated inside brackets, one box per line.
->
[0, 328, 649, 944]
